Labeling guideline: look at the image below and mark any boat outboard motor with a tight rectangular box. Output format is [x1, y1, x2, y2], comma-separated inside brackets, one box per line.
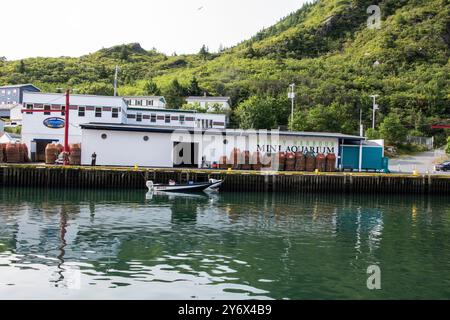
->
[146, 181, 154, 191]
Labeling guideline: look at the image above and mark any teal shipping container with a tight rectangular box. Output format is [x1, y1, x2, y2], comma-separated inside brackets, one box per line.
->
[340, 142, 388, 172]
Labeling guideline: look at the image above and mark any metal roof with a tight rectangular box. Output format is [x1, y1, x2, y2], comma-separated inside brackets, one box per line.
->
[0, 83, 40, 91]
[186, 96, 231, 102]
[80, 123, 365, 140]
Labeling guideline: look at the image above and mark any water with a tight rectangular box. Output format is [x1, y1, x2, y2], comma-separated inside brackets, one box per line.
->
[0, 187, 449, 300]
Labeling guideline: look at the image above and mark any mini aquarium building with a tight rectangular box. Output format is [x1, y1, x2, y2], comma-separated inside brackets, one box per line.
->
[19, 92, 386, 171]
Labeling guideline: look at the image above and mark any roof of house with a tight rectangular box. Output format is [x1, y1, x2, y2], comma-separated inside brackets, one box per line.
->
[23, 92, 127, 108]
[79, 123, 364, 140]
[0, 83, 40, 91]
[186, 96, 231, 102]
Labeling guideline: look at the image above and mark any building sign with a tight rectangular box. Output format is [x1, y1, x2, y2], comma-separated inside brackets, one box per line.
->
[43, 117, 65, 129]
[257, 139, 337, 154]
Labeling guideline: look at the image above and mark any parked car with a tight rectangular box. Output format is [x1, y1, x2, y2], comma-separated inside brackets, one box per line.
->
[435, 161, 450, 172]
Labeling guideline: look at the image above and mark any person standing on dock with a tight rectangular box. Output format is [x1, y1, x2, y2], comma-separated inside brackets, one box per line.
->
[91, 152, 97, 166]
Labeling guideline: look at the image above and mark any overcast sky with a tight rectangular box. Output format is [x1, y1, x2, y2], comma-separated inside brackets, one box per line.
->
[2, 0, 308, 60]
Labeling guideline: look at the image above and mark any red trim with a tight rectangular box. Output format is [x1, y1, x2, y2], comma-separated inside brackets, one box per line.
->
[432, 125, 450, 129]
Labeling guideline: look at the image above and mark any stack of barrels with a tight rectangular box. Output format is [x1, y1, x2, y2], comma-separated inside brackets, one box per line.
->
[69, 143, 81, 165]
[45, 144, 59, 164]
[316, 153, 326, 172]
[241, 151, 251, 170]
[230, 148, 241, 170]
[0, 143, 30, 163]
[305, 151, 316, 172]
[0, 143, 5, 163]
[295, 152, 306, 171]
[285, 152, 296, 171]
[251, 152, 262, 171]
[215, 150, 337, 172]
[326, 153, 337, 172]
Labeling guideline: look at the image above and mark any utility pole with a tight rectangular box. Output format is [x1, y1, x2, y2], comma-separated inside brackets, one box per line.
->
[63, 89, 70, 166]
[114, 65, 119, 96]
[370, 94, 379, 129]
[288, 83, 296, 130]
[359, 108, 364, 137]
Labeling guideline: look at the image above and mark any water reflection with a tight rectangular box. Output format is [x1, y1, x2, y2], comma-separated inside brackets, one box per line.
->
[0, 187, 449, 299]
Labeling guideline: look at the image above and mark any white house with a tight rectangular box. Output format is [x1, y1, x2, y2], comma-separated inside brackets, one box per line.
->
[185, 96, 231, 112]
[123, 96, 166, 109]
[21, 92, 227, 162]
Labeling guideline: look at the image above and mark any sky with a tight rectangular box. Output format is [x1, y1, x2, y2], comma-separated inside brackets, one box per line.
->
[2, 0, 309, 60]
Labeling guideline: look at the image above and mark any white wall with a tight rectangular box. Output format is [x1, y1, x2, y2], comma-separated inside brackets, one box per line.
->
[10, 105, 23, 122]
[81, 129, 174, 167]
[81, 128, 340, 168]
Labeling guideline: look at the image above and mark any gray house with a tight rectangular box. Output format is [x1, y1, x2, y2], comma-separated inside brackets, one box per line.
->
[0, 84, 40, 119]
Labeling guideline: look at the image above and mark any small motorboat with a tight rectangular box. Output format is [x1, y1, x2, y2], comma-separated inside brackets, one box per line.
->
[146, 178, 223, 193]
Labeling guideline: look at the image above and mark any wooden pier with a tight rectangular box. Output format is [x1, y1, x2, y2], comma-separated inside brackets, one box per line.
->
[0, 164, 449, 194]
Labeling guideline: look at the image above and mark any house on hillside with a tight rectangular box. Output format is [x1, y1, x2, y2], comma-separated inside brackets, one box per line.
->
[0, 84, 41, 124]
[185, 96, 231, 112]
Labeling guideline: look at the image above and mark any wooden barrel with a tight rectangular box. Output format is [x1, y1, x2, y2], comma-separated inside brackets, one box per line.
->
[230, 148, 241, 170]
[316, 153, 326, 172]
[45, 143, 58, 164]
[285, 152, 296, 171]
[305, 151, 316, 172]
[218, 155, 228, 170]
[277, 152, 286, 171]
[326, 153, 337, 172]
[251, 152, 262, 171]
[262, 153, 272, 168]
[22, 144, 30, 162]
[69, 143, 81, 165]
[0, 143, 4, 163]
[6, 143, 20, 163]
[295, 152, 306, 171]
[241, 151, 251, 170]
[17, 144, 24, 163]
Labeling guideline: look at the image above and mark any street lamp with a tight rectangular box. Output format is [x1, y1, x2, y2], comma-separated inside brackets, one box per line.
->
[288, 83, 296, 130]
[370, 94, 380, 129]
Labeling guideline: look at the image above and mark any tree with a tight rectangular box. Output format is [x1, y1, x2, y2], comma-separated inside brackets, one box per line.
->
[199, 45, 210, 61]
[119, 46, 129, 61]
[17, 60, 25, 73]
[143, 80, 161, 96]
[187, 77, 202, 96]
[181, 102, 207, 113]
[236, 96, 279, 129]
[164, 79, 187, 109]
[77, 82, 114, 96]
[379, 112, 408, 145]
[365, 128, 381, 140]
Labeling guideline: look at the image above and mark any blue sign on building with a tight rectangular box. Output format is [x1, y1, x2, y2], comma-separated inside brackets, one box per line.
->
[43, 117, 65, 129]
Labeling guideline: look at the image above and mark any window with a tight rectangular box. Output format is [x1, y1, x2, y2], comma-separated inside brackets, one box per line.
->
[61, 106, 65, 116]
[147, 100, 154, 106]
[112, 108, 119, 118]
[7, 90, 11, 95]
[143, 136, 149, 142]
[136, 100, 142, 106]
[95, 107, 102, 118]
[209, 120, 213, 128]
[101, 133, 107, 140]
[165, 114, 171, 123]
[12, 89, 17, 94]
[78, 106, 85, 117]
[26, 103, 33, 114]
[179, 115, 185, 123]
[136, 113, 142, 122]
[1, 90, 5, 95]
[151, 114, 156, 123]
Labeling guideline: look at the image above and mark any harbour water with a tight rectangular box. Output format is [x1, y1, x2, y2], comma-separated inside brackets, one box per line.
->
[0, 187, 449, 300]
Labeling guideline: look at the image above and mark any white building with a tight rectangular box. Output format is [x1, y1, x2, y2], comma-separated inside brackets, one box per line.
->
[0, 118, 4, 133]
[21, 92, 227, 161]
[185, 96, 231, 112]
[123, 96, 166, 109]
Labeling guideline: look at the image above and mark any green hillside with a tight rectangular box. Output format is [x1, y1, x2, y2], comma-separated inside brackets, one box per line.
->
[0, 0, 448, 144]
